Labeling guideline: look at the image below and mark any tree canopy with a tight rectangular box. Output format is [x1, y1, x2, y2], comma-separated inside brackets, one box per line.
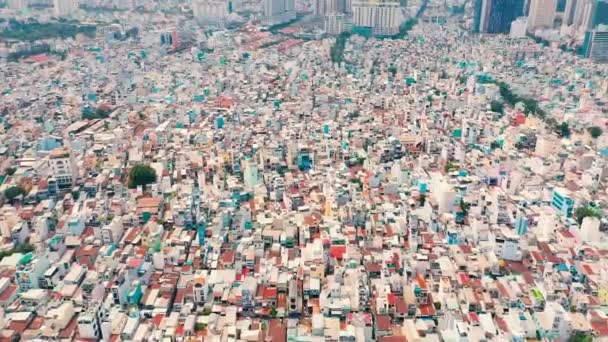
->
[588, 126, 603, 139]
[575, 206, 602, 225]
[4, 186, 25, 201]
[128, 164, 157, 189]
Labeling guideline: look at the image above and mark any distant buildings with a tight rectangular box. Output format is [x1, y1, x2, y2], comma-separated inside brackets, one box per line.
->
[192, 0, 230, 24]
[351, 0, 403, 36]
[263, 0, 296, 25]
[325, 13, 346, 34]
[473, 0, 525, 33]
[53, 0, 79, 16]
[7, 0, 26, 10]
[528, 0, 556, 28]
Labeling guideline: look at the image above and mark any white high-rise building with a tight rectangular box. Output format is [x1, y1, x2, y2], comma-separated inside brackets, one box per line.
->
[352, 0, 403, 35]
[510, 17, 528, 37]
[325, 13, 345, 34]
[263, 0, 295, 25]
[528, 0, 557, 28]
[7, 0, 26, 10]
[572, 0, 594, 31]
[53, 0, 79, 16]
[193, 0, 230, 24]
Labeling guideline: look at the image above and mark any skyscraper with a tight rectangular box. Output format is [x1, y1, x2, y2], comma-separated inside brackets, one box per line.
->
[528, 0, 557, 28]
[563, 0, 578, 26]
[53, 0, 78, 16]
[473, 0, 525, 33]
[263, 0, 296, 25]
[589, 0, 608, 28]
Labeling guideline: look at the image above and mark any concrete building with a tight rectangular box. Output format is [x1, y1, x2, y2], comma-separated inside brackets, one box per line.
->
[193, 0, 230, 24]
[7, 0, 26, 10]
[263, 0, 296, 25]
[351, 0, 403, 36]
[48, 148, 77, 192]
[325, 13, 346, 34]
[77, 304, 107, 340]
[53, 0, 79, 16]
[528, 0, 557, 28]
[582, 25, 608, 61]
[510, 17, 528, 37]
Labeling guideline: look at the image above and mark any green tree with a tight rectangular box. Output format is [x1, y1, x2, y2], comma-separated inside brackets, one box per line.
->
[14, 243, 34, 254]
[569, 332, 593, 342]
[270, 307, 278, 317]
[575, 206, 602, 225]
[557, 122, 571, 138]
[490, 100, 504, 114]
[588, 126, 603, 139]
[4, 186, 25, 202]
[5, 167, 16, 176]
[128, 165, 157, 189]
[460, 198, 470, 217]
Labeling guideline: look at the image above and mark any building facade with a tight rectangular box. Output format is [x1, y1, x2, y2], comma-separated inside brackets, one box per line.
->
[528, 0, 557, 28]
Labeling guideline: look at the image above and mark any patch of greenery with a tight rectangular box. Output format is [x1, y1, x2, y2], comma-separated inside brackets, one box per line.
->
[260, 41, 280, 49]
[128, 164, 157, 189]
[556, 122, 571, 138]
[268, 15, 303, 33]
[490, 100, 504, 114]
[568, 332, 593, 342]
[588, 126, 603, 139]
[0, 243, 35, 261]
[330, 32, 351, 64]
[575, 206, 602, 225]
[0, 19, 96, 42]
[4, 186, 25, 202]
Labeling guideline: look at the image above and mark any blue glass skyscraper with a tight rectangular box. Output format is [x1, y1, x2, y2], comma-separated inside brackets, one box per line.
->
[473, 0, 525, 33]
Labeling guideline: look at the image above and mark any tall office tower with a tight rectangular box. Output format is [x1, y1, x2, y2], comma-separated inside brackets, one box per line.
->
[193, 0, 230, 24]
[53, 0, 78, 16]
[325, 13, 346, 34]
[314, 0, 328, 15]
[352, 0, 403, 35]
[589, 0, 608, 28]
[570, 0, 605, 31]
[473, 0, 525, 33]
[528, 0, 557, 28]
[7, 0, 26, 10]
[563, 0, 578, 26]
[263, 0, 296, 25]
[582, 24, 608, 61]
[315, 0, 342, 16]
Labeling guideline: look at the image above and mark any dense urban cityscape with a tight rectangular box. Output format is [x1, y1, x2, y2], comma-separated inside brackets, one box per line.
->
[0, 0, 607, 340]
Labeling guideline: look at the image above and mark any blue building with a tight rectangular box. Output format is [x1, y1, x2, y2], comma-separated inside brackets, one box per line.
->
[515, 212, 529, 235]
[473, 0, 525, 33]
[590, 0, 608, 28]
[551, 188, 575, 217]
